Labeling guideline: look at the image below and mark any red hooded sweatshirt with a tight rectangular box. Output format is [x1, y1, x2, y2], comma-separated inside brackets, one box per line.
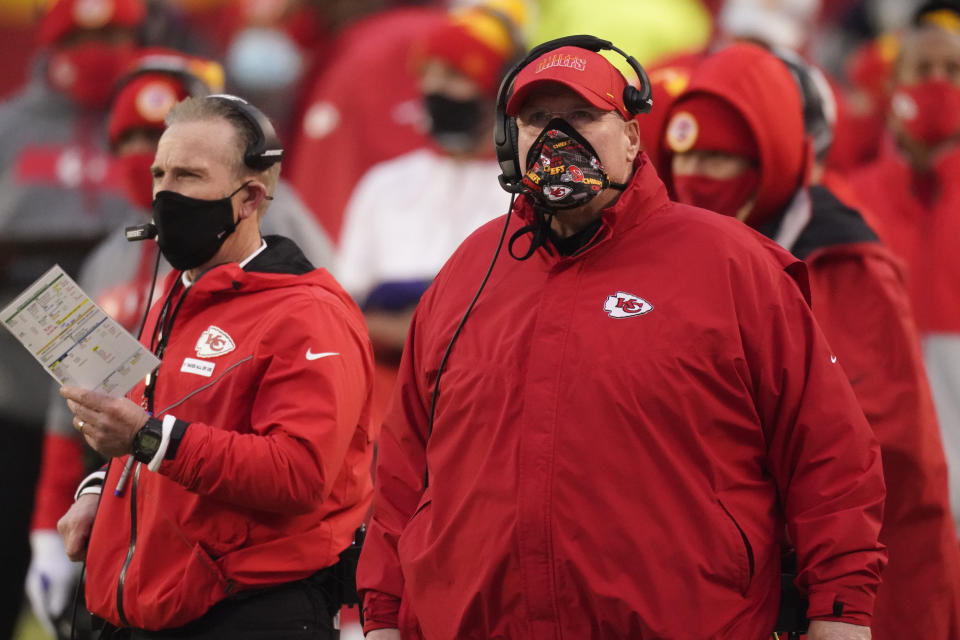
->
[357, 152, 885, 639]
[661, 44, 960, 638]
[83, 237, 376, 630]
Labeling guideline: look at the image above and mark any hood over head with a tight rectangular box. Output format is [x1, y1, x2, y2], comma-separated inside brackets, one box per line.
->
[661, 43, 810, 226]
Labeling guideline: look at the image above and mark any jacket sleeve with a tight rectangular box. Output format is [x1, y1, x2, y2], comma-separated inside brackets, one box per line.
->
[806, 248, 960, 630]
[157, 296, 373, 514]
[741, 250, 887, 625]
[355, 304, 432, 632]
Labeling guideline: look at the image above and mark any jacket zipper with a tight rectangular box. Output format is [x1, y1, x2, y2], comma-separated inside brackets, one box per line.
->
[116, 462, 141, 626]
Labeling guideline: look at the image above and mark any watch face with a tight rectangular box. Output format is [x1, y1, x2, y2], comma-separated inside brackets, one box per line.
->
[137, 430, 162, 455]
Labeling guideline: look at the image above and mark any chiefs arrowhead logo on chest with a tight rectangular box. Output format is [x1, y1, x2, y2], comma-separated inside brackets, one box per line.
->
[603, 292, 653, 318]
[195, 325, 236, 358]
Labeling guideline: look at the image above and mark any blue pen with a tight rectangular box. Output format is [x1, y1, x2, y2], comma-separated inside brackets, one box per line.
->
[114, 457, 135, 496]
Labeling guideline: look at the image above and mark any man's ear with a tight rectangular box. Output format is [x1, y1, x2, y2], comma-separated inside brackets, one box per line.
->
[237, 180, 267, 220]
[624, 118, 642, 163]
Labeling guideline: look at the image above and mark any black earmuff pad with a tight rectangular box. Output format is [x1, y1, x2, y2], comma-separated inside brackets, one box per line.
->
[623, 85, 652, 115]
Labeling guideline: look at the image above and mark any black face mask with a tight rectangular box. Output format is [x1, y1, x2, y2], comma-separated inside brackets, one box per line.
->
[424, 93, 485, 152]
[152, 182, 248, 271]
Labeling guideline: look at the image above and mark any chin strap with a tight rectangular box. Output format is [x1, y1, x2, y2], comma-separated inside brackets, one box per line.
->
[509, 179, 628, 261]
[508, 201, 555, 261]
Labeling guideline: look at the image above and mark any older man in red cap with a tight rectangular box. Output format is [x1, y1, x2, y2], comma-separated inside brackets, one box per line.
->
[357, 38, 886, 640]
[660, 42, 960, 640]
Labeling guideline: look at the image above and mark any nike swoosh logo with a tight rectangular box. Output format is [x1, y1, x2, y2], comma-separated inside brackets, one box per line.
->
[306, 350, 340, 361]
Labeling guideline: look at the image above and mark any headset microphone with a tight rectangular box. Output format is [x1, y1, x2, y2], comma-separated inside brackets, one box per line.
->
[125, 222, 158, 242]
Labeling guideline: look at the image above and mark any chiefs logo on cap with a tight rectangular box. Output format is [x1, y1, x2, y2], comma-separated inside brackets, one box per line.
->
[136, 81, 178, 123]
[73, 0, 115, 29]
[666, 110, 699, 153]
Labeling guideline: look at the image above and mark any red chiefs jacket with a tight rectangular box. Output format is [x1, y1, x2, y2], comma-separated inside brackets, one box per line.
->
[84, 237, 375, 630]
[777, 188, 960, 639]
[356, 155, 886, 639]
[658, 41, 960, 637]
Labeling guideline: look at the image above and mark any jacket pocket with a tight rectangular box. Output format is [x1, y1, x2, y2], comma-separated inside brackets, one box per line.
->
[397, 493, 433, 561]
[396, 493, 432, 637]
[716, 499, 754, 595]
[135, 542, 230, 630]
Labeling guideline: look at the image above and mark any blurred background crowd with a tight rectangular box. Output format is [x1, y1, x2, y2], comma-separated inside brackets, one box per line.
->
[1, 0, 959, 638]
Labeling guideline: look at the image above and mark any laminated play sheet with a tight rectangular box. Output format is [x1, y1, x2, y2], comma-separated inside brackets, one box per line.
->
[1, 265, 159, 396]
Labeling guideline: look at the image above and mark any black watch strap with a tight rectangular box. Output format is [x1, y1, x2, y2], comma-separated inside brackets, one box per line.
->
[132, 416, 164, 463]
[166, 418, 190, 460]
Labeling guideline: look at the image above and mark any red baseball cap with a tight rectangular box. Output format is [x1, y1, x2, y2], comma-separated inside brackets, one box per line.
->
[40, 0, 146, 47]
[506, 45, 630, 119]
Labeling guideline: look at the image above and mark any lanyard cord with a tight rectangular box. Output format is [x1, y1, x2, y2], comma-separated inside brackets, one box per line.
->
[143, 278, 189, 414]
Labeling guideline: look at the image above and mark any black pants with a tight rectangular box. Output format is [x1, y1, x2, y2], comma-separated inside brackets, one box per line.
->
[105, 572, 339, 640]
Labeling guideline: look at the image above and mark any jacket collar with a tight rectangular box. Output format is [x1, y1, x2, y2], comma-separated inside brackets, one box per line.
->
[510, 152, 671, 254]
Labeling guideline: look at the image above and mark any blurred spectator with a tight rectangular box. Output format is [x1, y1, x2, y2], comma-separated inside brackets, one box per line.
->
[335, 0, 523, 429]
[223, 0, 329, 135]
[285, 4, 447, 242]
[849, 0, 960, 538]
[660, 43, 960, 638]
[0, 1, 145, 637]
[829, 31, 901, 170]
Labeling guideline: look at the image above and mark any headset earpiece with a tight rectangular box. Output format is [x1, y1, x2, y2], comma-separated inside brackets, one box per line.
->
[206, 94, 284, 171]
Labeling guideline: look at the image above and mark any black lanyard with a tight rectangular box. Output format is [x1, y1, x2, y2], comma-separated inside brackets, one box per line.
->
[143, 277, 190, 414]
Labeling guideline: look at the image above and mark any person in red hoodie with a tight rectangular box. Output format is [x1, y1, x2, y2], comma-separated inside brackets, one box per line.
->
[53, 94, 375, 637]
[357, 37, 885, 640]
[849, 1, 960, 541]
[660, 42, 960, 639]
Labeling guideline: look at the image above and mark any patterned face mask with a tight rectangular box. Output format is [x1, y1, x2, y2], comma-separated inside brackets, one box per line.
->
[521, 117, 626, 210]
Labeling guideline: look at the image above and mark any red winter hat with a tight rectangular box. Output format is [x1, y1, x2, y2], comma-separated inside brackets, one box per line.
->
[40, 0, 146, 47]
[107, 51, 225, 147]
[415, 3, 525, 95]
[107, 74, 189, 147]
[663, 93, 758, 159]
[506, 45, 630, 119]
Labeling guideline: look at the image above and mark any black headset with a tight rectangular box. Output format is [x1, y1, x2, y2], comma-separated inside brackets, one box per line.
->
[493, 34, 653, 193]
[773, 48, 836, 162]
[206, 94, 284, 171]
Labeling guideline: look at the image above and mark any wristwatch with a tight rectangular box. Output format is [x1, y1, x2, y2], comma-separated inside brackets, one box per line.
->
[132, 417, 164, 463]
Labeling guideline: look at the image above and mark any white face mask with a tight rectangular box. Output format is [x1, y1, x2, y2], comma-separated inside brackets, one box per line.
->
[226, 27, 304, 92]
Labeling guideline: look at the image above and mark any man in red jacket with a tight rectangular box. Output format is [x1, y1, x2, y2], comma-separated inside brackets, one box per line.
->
[659, 42, 960, 639]
[54, 94, 375, 637]
[357, 39, 886, 640]
[849, 1, 960, 539]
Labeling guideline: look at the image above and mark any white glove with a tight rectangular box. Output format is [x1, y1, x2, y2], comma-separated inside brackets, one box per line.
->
[25, 530, 80, 638]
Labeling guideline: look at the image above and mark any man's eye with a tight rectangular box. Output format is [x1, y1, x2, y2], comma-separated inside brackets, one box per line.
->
[523, 111, 549, 127]
[568, 110, 596, 126]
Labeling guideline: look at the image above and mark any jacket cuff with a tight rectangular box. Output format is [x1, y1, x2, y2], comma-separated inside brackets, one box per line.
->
[806, 588, 875, 626]
[361, 591, 401, 634]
